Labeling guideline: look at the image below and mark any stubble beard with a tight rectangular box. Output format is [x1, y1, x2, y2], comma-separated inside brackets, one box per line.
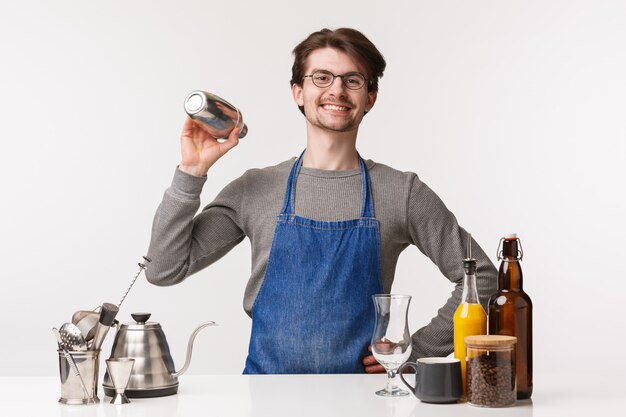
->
[311, 116, 356, 133]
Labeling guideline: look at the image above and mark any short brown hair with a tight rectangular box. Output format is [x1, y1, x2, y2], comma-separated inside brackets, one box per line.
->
[291, 28, 386, 93]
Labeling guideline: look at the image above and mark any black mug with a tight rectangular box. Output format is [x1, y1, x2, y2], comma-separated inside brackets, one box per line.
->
[399, 357, 462, 404]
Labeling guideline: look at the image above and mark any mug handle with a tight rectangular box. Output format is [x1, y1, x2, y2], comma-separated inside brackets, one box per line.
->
[399, 362, 418, 394]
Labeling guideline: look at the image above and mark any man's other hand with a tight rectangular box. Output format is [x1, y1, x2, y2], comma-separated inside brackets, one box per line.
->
[362, 345, 385, 373]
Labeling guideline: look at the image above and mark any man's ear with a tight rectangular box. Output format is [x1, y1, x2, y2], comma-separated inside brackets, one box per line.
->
[292, 83, 304, 107]
[365, 91, 377, 113]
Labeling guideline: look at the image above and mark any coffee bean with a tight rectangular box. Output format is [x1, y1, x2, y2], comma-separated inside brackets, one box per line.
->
[467, 351, 516, 407]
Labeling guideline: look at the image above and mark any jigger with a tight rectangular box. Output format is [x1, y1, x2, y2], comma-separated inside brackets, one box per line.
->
[105, 358, 135, 404]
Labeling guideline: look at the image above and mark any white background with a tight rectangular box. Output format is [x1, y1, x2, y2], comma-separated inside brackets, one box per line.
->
[1, 0, 624, 379]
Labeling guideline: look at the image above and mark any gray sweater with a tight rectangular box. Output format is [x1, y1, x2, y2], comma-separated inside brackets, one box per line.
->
[146, 157, 497, 360]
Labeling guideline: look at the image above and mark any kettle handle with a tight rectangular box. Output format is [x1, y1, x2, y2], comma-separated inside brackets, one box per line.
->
[172, 321, 217, 377]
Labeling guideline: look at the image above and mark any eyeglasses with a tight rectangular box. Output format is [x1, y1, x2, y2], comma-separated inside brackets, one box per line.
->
[303, 70, 369, 90]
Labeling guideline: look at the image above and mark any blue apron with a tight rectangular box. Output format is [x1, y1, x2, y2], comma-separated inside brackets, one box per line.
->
[244, 151, 384, 374]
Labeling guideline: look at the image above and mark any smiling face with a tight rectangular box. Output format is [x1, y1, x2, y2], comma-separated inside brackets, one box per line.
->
[292, 47, 377, 134]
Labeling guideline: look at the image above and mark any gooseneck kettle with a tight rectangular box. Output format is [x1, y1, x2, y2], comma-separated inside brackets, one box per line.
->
[103, 312, 216, 398]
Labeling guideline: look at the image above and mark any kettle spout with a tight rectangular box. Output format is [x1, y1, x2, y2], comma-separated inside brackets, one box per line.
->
[172, 321, 217, 378]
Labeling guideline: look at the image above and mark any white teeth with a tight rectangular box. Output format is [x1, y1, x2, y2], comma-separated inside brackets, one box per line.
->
[322, 104, 349, 111]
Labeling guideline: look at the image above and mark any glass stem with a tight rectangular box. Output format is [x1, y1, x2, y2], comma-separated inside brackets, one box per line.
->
[386, 369, 398, 392]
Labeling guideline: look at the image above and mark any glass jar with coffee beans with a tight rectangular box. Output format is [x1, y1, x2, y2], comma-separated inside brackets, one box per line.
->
[465, 335, 517, 407]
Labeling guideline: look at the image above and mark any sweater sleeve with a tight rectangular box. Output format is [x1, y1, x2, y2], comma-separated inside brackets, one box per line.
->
[145, 167, 246, 286]
[406, 174, 497, 360]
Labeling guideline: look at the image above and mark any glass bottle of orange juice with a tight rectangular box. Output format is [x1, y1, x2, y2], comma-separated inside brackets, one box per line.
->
[453, 235, 487, 396]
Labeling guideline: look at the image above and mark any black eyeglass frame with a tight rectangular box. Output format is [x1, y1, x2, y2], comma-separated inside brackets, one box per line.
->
[303, 70, 371, 90]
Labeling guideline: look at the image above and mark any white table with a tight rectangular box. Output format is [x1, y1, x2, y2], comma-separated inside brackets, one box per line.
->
[0, 372, 621, 417]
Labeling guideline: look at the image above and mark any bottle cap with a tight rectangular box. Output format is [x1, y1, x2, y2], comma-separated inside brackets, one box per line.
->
[498, 234, 523, 260]
[464, 233, 477, 275]
[463, 258, 477, 275]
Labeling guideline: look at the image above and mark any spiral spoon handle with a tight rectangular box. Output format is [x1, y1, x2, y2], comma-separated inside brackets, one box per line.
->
[117, 256, 151, 309]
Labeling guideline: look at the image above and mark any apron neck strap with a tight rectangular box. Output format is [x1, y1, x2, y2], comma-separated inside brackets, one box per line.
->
[281, 150, 375, 218]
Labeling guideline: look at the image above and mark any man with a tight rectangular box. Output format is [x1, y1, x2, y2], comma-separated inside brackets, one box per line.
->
[146, 28, 497, 374]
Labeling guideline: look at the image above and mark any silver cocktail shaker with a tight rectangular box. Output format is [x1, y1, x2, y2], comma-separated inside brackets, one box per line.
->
[184, 90, 248, 139]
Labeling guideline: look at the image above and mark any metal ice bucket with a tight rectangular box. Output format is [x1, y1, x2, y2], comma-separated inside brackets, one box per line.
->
[57, 350, 100, 404]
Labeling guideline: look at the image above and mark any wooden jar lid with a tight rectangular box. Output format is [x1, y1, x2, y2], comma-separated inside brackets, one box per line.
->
[464, 335, 517, 347]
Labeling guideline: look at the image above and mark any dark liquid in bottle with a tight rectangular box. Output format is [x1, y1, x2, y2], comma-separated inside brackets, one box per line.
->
[488, 237, 533, 399]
